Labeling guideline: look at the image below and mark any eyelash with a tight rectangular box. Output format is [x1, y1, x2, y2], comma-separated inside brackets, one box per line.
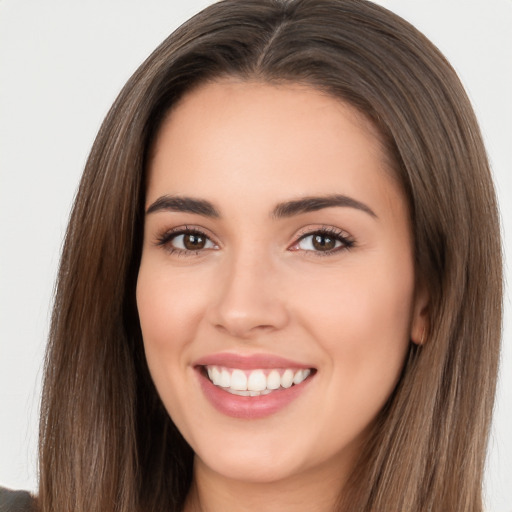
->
[155, 226, 355, 257]
[155, 226, 218, 256]
[292, 227, 355, 256]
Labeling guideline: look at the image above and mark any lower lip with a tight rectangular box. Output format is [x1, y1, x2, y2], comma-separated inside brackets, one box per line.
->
[196, 368, 313, 419]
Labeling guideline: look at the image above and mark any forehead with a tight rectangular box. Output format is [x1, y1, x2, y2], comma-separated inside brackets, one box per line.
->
[146, 79, 403, 218]
[151, 79, 388, 163]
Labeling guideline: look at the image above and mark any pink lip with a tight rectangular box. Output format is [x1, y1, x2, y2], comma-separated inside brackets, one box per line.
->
[194, 352, 312, 370]
[194, 352, 315, 419]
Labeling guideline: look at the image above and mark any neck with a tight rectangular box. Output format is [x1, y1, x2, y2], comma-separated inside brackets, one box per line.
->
[183, 455, 351, 512]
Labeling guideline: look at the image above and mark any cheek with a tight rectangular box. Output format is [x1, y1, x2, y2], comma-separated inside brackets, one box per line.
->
[136, 277, 176, 358]
[298, 255, 415, 408]
[302, 260, 413, 336]
[135, 265, 205, 405]
[135, 264, 210, 431]
[136, 264, 206, 351]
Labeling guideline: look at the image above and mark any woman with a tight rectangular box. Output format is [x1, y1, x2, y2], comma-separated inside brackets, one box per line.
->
[2, 0, 503, 511]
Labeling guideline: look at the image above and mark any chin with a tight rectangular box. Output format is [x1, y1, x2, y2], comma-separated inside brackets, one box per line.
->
[194, 444, 309, 484]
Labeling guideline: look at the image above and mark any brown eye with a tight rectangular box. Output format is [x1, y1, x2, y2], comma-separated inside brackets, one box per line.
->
[312, 234, 336, 251]
[293, 229, 354, 254]
[159, 230, 217, 253]
[183, 233, 207, 250]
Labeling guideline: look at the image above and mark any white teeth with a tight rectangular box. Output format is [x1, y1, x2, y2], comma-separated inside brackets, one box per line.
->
[267, 369, 281, 390]
[210, 366, 221, 386]
[227, 388, 250, 396]
[220, 368, 231, 388]
[230, 369, 248, 391]
[205, 365, 313, 395]
[293, 369, 304, 385]
[293, 369, 311, 385]
[247, 370, 267, 391]
[281, 369, 294, 388]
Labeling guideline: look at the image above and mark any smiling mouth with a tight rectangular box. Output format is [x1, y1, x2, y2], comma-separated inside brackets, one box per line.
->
[201, 365, 315, 396]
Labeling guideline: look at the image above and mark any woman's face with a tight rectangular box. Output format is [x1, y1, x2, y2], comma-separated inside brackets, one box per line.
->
[137, 80, 427, 487]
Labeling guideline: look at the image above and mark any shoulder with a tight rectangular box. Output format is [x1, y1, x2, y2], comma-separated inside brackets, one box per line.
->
[0, 487, 35, 512]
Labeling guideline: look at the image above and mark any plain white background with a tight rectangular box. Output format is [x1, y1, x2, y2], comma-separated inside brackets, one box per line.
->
[0, 1, 511, 510]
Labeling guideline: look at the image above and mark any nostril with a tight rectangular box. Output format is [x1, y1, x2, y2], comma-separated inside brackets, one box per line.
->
[206, 271, 290, 338]
[213, 316, 282, 339]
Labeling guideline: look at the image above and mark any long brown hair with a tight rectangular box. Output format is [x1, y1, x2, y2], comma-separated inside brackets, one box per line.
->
[38, 1, 502, 511]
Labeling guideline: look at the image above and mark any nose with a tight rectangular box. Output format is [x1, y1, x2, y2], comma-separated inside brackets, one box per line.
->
[207, 251, 290, 339]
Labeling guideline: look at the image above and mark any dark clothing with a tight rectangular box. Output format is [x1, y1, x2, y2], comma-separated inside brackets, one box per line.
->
[0, 488, 35, 512]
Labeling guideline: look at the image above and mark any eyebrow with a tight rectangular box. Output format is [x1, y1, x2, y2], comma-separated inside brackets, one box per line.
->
[146, 193, 377, 219]
[146, 195, 220, 217]
[271, 194, 377, 219]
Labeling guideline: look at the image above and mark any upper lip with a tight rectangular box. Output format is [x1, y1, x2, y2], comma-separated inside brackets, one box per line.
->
[194, 352, 314, 370]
